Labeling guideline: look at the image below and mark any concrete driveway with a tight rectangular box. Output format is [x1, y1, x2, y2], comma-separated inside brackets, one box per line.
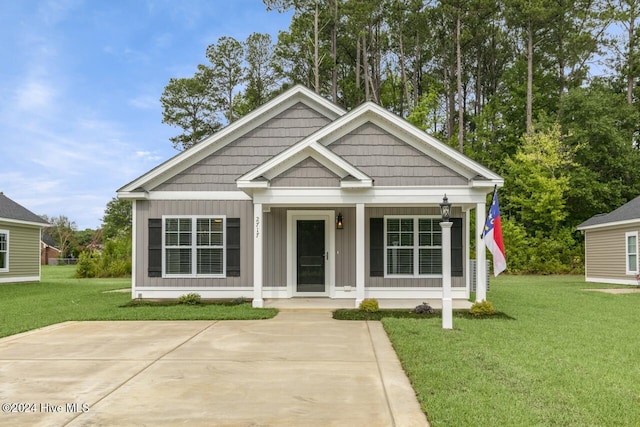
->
[0, 312, 428, 426]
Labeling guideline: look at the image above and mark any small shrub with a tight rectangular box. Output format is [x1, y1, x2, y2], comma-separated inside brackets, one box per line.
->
[75, 251, 97, 278]
[230, 296, 248, 305]
[178, 293, 202, 305]
[469, 300, 496, 317]
[413, 302, 434, 315]
[359, 298, 379, 312]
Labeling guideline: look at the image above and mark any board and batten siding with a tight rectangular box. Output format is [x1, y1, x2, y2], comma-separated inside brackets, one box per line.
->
[365, 207, 466, 288]
[152, 103, 332, 192]
[135, 200, 253, 288]
[0, 221, 41, 281]
[263, 207, 356, 287]
[328, 122, 468, 187]
[585, 225, 640, 281]
[271, 157, 341, 187]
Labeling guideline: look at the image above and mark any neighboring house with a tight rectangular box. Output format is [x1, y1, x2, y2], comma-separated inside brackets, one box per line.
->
[577, 196, 640, 285]
[41, 234, 62, 265]
[0, 192, 50, 283]
[118, 86, 503, 307]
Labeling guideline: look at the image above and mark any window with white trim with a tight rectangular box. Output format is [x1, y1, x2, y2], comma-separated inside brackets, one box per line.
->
[626, 231, 638, 275]
[163, 217, 225, 277]
[0, 230, 8, 272]
[384, 217, 442, 277]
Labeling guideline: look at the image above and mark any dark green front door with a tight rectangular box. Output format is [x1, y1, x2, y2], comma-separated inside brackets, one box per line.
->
[296, 220, 325, 293]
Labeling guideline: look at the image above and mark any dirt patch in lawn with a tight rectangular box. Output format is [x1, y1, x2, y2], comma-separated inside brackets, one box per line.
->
[584, 288, 640, 294]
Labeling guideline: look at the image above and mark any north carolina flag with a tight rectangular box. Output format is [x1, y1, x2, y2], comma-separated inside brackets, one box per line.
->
[483, 188, 507, 276]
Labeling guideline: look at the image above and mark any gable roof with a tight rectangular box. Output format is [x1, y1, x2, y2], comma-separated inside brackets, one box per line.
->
[0, 193, 49, 227]
[118, 85, 346, 196]
[239, 101, 502, 189]
[577, 195, 640, 230]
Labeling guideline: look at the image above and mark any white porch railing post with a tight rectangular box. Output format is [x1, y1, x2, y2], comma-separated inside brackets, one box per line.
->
[476, 202, 487, 302]
[253, 203, 264, 308]
[441, 221, 453, 329]
[355, 203, 365, 307]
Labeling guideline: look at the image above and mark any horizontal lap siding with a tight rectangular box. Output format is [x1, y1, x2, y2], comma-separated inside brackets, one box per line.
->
[365, 207, 466, 288]
[328, 123, 468, 186]
[136, 200, 253, 288]
[271, 157, 341, 187]
[586, 226, 639, 280]
[0, 222, 41, 280]
[152, 103, 331, 192]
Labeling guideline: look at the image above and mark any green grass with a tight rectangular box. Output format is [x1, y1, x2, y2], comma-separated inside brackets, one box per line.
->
[383, 275, 640, 426]
[0, 266, 277, 338]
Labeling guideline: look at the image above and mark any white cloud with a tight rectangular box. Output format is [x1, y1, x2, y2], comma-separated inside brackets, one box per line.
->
[129, 95, 158, 110]
[14, 79, 56, 111]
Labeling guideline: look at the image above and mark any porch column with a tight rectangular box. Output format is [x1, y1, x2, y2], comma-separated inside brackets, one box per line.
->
[355, 203, 365, 307]
[476, 202, 487, 302]
[252, 203, 264, 308]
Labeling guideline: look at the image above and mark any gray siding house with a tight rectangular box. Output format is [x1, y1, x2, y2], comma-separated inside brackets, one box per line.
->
[118, 86, 503, 307]
[578, 196, 640, 285]
[0, 193, 49, 283]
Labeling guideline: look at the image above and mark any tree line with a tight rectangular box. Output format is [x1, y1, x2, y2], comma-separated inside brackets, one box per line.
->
[160, 0, 640, 274]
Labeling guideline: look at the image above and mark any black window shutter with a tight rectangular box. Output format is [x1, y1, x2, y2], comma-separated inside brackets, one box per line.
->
[370, 218, 384, 277]
[148, 218, 162, 278]
[226, 218, 241, 277]
[451, 218, 463, 277]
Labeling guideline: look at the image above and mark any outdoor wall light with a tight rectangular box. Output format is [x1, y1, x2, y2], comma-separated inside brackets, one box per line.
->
[336, 212, 344, 229]
[440, 194, 451, 222]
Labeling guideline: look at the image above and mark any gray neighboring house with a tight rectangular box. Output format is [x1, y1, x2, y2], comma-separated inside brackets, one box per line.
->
[578, 196, 640, 285]
[0, 192, 49, 283]
[118, 86, 503, 307]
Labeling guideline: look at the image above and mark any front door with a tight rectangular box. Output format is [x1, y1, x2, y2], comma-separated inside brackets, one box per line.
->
[296, 220, 326, 293]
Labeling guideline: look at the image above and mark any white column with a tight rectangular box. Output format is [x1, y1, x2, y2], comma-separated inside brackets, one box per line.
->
[476, 202, 487, 302]
[252, 203, 264, 308]
[355, 203, 365, 307]
[131, 200, 137, 299]
[441, 221, 453, 329]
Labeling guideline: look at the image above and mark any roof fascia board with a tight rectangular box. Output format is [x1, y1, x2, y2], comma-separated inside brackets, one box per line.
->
[118, 85, 346, 194]
[0, 217, 49, 228]
[577, 218, 640, 231]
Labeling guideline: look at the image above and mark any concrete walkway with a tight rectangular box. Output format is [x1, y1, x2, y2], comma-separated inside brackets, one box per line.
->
[0, 313, 428, 426]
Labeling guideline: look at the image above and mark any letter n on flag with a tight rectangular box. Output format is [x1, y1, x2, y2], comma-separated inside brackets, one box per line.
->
[483, 188, 507, 276]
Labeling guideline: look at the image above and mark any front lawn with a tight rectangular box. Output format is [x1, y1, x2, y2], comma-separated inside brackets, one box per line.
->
[383, 275, 640, 426]
[0, 266, 277, 338]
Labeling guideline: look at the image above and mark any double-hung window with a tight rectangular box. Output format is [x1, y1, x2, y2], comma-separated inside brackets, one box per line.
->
[0, 230, 8, 272]
[626, 231, 638, 275]
[384, 217, 442, 277]
[164, 216, 225, 277]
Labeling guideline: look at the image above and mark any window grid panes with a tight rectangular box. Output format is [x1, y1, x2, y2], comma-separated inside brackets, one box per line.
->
[386, 217, 442, 277]
[627, 233, 638, 273]
[164, 217, 224, 276]
[0, 233, 7, 270]
[386, 218, 414, 274]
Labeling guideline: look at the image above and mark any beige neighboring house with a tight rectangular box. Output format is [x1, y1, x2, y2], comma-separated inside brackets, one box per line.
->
[118, 85, 503, 307]
[0, 192, 50, 283]
[577, 196, 640, 285]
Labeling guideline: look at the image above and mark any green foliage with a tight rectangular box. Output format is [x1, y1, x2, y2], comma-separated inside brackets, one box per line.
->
[230, 296, 249, 305]
[469, 300, 496, 316]
[413, 302, 435, 315]
[102, 198, 132, 240]
[358, 298, 380, 312]
[177, 293, 202, 305]
[75, 236, 132, 278]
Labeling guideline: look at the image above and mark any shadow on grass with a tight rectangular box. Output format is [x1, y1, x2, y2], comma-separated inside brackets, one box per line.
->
[333, 309, 516, 321]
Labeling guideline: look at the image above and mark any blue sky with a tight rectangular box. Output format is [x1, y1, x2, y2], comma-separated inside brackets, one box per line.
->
[0, 0, 292, 229]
